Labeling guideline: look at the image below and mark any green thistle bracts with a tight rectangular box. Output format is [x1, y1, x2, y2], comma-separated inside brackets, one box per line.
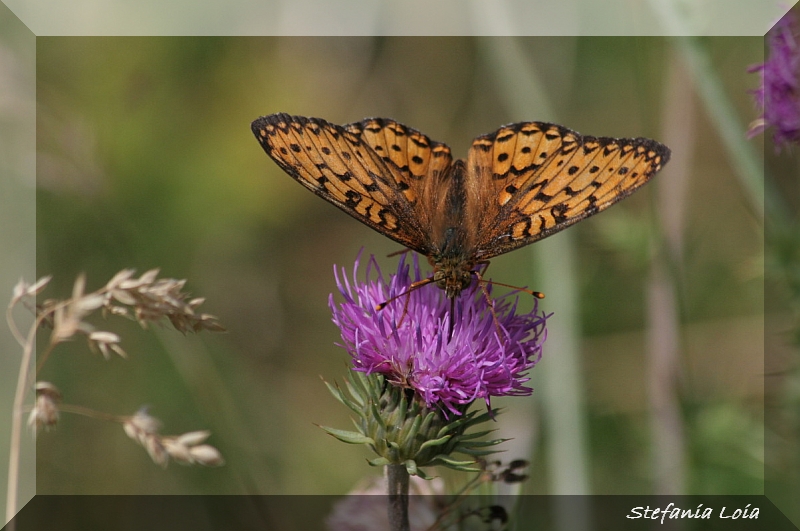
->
[320, 371, 508, 479]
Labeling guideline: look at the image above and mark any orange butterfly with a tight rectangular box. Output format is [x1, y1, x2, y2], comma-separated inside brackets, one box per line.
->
[252, 114, 670, 300]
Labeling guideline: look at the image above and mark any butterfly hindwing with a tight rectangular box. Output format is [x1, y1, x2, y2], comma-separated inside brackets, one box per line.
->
[251, 113, 436, 254]
[467, 122, 670, 259]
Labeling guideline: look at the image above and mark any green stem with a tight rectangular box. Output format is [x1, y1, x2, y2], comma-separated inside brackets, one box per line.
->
[387, 464, 410, 531]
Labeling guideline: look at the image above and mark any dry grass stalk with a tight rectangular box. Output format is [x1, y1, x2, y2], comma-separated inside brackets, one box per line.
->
[123, 409, 225, 467]
[6, 269, 226, 524]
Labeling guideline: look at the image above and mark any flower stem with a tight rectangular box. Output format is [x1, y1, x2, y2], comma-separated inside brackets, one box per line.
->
[387, 464, 410, 531]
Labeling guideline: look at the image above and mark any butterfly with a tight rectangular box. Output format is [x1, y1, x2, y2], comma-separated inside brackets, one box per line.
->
[251, 113, 670, 300]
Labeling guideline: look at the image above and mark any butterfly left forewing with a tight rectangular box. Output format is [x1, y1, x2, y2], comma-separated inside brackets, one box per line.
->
[252, 113, 433, 253]
[468, 122, 670, 260]
[345, 118, 453, 206]
[345, 118, 454, 245]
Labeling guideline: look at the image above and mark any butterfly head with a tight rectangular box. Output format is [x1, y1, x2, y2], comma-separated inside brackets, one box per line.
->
[431, 255, 474, 299]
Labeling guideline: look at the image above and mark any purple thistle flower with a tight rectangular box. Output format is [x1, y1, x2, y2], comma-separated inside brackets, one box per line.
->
[329, 253, 548, 416]
[748, 10, 800, 149]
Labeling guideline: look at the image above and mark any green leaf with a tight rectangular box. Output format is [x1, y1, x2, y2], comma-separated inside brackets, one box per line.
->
[417, 434, 452, 452]
[326, 381, 363, 416]
[441, 463, 482, 473]
[368, 457, 391, 467]
[344, 377, 366, 407]
[431, 455, 476, 467]
[397, 390, 408, 423]
[323, 381, 345, 403]
[465, 408, 501, 426]
[412, 467, 434, 480]
[435, 407, 499, 439]
[398, 414, 423, 448]
[457, 447, 504, 457]
[436, 413, 474, 438]
[350, 418, 365, 433]
[453, 429, 497, 441]
[362, 372, 382, 395]
[367, 400, 386, 429]
[319, 426, 374, 445]
[419, 411, 437, 435]
[460, 438, 509, 448]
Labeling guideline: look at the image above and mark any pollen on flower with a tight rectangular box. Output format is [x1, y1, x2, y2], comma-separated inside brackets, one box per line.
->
[329, 253, 549, 416]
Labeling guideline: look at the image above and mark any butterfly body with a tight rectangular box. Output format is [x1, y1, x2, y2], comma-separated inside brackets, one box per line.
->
[421, 159, 476, 297]
[252, 113, 670, 299]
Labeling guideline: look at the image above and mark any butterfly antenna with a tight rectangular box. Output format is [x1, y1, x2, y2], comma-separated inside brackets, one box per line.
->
[376, 277, 439, 331]
[375, 277, 435, 311]
[473, 260, 544, 299]
[375, 277, 435, 332]
[479, 278, 545, 300]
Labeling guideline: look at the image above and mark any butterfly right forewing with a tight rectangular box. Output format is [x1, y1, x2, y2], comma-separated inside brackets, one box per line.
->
[467, 122, 574, 248]
[252, 113, 436, 254]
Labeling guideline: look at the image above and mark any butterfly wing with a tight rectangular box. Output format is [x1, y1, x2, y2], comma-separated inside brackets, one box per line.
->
[344, 117, 453, 204]
[251, 114, 451, 254]
[467, 121, 670, 260]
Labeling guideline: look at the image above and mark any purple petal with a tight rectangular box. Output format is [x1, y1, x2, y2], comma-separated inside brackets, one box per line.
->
[329, 253, 550, 415]
[749, 11, 800, 150]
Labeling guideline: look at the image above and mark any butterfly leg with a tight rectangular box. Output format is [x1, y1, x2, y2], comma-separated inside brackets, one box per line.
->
[386, 248, 413, 258]
[396, 285, 414, 330]
[471, 267, 505, 339]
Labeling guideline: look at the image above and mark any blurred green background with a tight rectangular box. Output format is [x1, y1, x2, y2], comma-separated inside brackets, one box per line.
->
[25, 34, 780, 507]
